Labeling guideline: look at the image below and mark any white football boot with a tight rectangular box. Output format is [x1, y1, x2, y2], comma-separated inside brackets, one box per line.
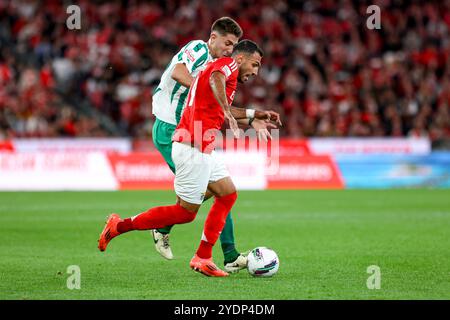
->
[224, 254, 248, 273]
[151, 230, 174, 260]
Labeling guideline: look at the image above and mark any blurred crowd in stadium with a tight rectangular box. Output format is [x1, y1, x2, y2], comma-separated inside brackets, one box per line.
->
[0, 0, 449, 140]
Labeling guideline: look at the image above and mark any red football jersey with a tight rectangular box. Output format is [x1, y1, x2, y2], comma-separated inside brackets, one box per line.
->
[172, 57, 238, 153]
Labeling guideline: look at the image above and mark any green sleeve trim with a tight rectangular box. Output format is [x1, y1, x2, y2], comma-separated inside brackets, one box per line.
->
[175, 88, 189, 124]
[193, 42, 208, 53]
[170, 82, 182, 104]
[191, 51, 208, 72]
[153, 87, 162, 95]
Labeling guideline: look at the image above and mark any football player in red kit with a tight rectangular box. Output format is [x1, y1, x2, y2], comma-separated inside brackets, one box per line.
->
[98, 40, 264, 277]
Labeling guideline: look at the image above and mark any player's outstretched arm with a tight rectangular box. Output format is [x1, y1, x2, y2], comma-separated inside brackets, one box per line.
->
[258, 110, 283, 126]
[230, 106, 283, 126]
[171, 63, 194, 88]
[236, 118, 277, 142]
[230, 107, 249, 119]
[209, 71, 239, 138]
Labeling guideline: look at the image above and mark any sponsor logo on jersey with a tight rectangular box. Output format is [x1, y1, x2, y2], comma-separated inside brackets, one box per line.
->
[185, 49, 196, 62]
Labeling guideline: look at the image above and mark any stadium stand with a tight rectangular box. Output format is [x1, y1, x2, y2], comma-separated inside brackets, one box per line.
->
[0, 0, 449, 141]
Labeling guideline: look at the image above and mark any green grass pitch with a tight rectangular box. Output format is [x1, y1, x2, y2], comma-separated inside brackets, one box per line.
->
[0, 189, 449, 300]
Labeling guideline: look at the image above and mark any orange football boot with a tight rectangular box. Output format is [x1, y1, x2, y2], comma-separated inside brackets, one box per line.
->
[98, 213, 121, 252]
[189, 254, 229, 277]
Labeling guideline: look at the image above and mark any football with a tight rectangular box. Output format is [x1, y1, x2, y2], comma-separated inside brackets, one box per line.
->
[247, 247, 279, 277]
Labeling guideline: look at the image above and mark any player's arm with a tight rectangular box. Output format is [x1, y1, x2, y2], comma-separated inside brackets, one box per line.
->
[230, 106, 282, 125]
[237, 118, 277, 129]
[236, 118, 277, 142]
[210, 71, 239, 138]
[171, 41, 208, 88]
[171, 64, 193, 88]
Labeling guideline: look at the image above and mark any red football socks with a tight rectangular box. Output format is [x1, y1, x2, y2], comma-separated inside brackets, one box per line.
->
[196, 192, 238, 259]
[117, 203, 196, 233]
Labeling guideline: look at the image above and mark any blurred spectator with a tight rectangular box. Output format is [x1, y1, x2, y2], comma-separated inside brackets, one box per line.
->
[0, 0, 448, 140]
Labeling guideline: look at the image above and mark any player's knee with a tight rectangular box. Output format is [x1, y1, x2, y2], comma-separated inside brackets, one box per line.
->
[177, 200, 199, 223]
[182, 207, 197, 223]
[173, 205, 196, 224]
[217, 191, 237, 208]
[183, 212, 196, 223]
[228, 191, 238, 203]
[178, 197, 200, 212]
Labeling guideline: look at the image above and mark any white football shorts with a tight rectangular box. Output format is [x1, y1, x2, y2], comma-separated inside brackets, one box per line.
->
[172, 142, 230, 204]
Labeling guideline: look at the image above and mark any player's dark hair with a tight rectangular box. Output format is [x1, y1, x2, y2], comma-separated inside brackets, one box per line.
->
[211, 17, 243, 38]
[232, 40, 264, 57]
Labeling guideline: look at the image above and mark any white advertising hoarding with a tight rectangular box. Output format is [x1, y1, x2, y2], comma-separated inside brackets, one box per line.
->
[309, 137, 431, 155]
[0, 152, 117, 190]
[218, 150, 267, 190]
[12, 138, 131, 153]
